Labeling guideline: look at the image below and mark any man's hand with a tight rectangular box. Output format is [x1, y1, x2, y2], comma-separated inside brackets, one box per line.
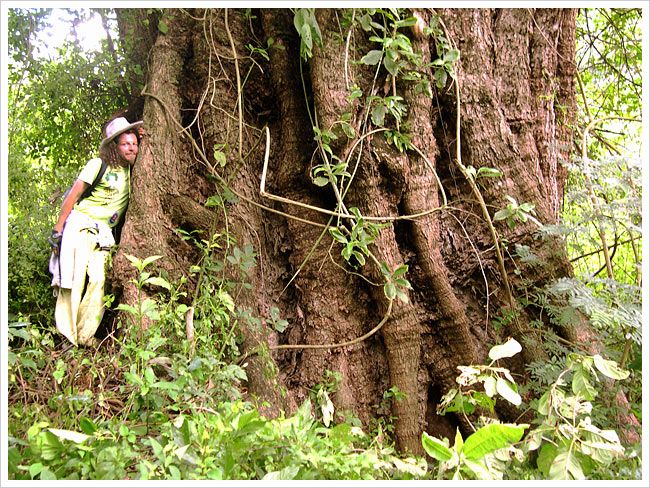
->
[48, 230, 63, 255]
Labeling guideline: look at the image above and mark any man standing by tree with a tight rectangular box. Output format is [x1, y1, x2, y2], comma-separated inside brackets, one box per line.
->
[49, 117, 143, 347]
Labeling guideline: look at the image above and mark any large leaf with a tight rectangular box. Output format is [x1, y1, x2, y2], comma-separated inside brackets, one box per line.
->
[571, 367, 597, 400]
[548, 450, 585, 480]
[495, 377, 521, 406]
[593, 354, 630, 380]
[537, 443, 557, 475]
[462, 423, 527, 460]
[37, 431, 63, 461]
[488, 337, 522, 361]
[421, 432, 453, 461]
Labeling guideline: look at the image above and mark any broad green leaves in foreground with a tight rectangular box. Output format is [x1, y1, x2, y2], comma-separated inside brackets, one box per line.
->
[423, 338, 631, 480]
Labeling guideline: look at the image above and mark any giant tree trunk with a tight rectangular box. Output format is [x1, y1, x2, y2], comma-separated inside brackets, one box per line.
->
[110, 7, 633, 452]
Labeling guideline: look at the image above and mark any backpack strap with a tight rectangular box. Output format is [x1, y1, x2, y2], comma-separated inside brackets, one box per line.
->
[79, 159, 108, 201]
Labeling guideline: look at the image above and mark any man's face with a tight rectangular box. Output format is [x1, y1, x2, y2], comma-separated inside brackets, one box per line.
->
[116, 132, 139, 166]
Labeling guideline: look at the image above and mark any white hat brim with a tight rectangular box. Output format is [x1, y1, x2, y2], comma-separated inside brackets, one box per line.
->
[100, 120, 143, 148]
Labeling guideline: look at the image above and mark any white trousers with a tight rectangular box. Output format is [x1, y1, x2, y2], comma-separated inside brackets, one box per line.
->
[55, 227, 109, 346]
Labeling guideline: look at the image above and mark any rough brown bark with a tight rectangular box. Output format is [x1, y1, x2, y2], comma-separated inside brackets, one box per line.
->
[434, 8, 577, 362]
[259, 9, 390, 427]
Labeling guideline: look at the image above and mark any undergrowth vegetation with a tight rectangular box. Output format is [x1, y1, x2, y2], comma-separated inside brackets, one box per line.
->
[7, 211, 643, 480]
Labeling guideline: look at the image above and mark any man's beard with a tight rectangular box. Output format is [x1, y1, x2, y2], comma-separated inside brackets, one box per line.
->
[116, 154, 136, 167]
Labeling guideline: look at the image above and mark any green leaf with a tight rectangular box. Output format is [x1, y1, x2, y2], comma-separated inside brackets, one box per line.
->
[144, 366, 157, 384]
[348, 86, 362, 100]
[488, 337, 522, 360]
[454, 428, 464, 453]
[443, 49, 460, 63]
[505, 195, 518, 206]
[144, 276, 171, 290]
[593, 354, 630, 380]
[352, 250, 366, 266]
[395, 17, 418, 28]
[360, 49, 383, 65]
[29, 463, 43, 478]
[394, 278, 411, 289]
[262, 465, 300, 480]
[421, 432, 453, 461]
[145, 276, 172, 290]
[116, 304, 138, 315]
[295, 397, 313, 425]
[293, 8, 306, 32]
[141, 298, 159, 318]
[384, 282, 397, 300]
[537, 390, 551, 415]
[371, 104, 387, 126]
[549, 450, 585, 480]
[462, 423, 527, 460]
[434, 68, 448, 88]
[152, 381, 181, 391]
[301, 23, 312, 51]
[168, 465, 181, 480]
[124, 254, 142, 268]
[124, 371, 143, 387]
[341, 122, 355, 139]
[141, 255, 163, 269]
[476, 166, 503, 179]
[518, 202, 536, 213]
[40, 468, 56, 480]
[328, 227, 348, 244]
[571, 367, 597, 400]
[493, 209, 511, 222]
[37, 432, 63, 461]
[79, 417, 97, 435]
[157, 20, 169, 34]
[392, 264, 408, 277]
[463, 458, 494, 480]
[313, 176, 330, 187]
[214, 149, 227, 167]
[392, 457, 427, 477]
[383, 56, 399, 76]
[525, 428, 544, 452]
[221, 186, 239, 204]
[395, 288, 409, 304]
[537, 443, 557, 475]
